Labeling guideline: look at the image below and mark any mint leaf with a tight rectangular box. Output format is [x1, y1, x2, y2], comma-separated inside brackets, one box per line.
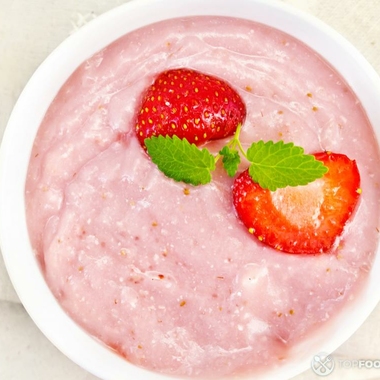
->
[145, 135, 215, 185]
[246, 140, 328, 191]
[219, 146, 241, 177]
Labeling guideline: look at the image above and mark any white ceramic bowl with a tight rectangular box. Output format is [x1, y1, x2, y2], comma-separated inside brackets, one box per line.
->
[1, 0, 380, 379]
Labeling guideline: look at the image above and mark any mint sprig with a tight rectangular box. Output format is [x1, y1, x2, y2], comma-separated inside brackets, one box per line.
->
[145, 135, 215, 185]
[219, 146, 241, 177]
[246, 140, 328, 191]
[144, 125, 328, 189]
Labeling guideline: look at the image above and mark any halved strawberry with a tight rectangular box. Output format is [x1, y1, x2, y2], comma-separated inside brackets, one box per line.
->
[232, 152, 361, 254]
[135, 68, 246, 148]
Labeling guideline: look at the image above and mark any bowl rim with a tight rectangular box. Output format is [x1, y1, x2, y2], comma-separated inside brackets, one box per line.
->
[1, 0, 380, 379]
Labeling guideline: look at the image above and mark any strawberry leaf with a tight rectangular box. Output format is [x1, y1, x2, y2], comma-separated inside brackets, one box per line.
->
[246, 140, 328, 191]
[219, 146, 240, 177]
[145, 135, 215, 185]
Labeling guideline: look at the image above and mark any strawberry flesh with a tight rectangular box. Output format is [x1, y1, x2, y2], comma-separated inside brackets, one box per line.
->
[232, 152, 361, 254]
[135, 68, 246, 148]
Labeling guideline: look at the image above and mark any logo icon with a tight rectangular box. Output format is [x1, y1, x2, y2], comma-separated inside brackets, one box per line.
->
[311, 352, 335, 376]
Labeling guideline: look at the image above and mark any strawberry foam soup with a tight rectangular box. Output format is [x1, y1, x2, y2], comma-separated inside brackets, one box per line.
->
[25, 16, 380, 378]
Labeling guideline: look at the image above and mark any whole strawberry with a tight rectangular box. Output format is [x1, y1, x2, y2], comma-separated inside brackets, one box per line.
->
[233, 152, 361, 254]
[135, 68, 246, 148]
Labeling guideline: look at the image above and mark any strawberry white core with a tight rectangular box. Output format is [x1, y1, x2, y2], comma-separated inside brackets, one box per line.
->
[271, 179, 324, 228]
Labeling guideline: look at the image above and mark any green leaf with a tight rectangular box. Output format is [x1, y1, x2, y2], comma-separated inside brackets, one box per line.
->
[246, 140, 328, 191]
[219, 146, 241, 177]
[145, 135, 215, 185]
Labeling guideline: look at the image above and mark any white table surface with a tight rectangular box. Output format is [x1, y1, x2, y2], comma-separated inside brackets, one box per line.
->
[1, 0, 380, 379]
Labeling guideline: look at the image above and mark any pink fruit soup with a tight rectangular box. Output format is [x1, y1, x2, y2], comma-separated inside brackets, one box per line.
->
[25, 16, 380, 378]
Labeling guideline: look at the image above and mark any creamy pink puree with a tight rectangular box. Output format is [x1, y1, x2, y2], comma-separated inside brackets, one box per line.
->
[26, 17, 380, 378]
